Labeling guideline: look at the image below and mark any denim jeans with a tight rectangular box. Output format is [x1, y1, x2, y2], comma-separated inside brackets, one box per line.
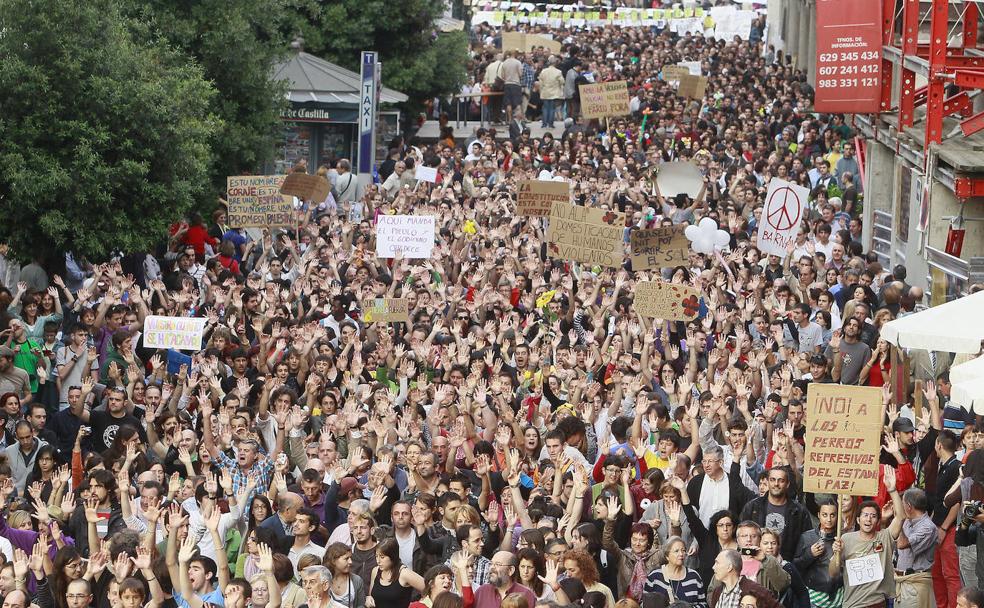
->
[542, 98, 556, 127]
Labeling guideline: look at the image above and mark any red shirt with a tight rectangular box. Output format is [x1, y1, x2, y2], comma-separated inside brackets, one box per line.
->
[182, 224, 217, 257]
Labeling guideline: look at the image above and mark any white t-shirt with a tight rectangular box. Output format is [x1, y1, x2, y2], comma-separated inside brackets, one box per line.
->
[698, 473, 731, 527]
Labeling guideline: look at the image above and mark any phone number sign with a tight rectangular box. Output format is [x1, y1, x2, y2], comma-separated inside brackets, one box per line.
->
[814, 0, 882, 113]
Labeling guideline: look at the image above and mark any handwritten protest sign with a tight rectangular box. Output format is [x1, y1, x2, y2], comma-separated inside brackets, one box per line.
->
[280, 173, 330, 203]
[662, 65, 690, 82]
[630, 225, 690, 269]
[579, 81, 630, 119]
[804, 384, 883, 495]
[362, 298, 410, 323]
[502, 32, 562, 53]
[226, 175, 292, 227]
[143, 316, 207, 351]
[502, 31, 525, 52]
[546, 202, 624, 267]
[517, 180, 569, 216]
[632, 281, 701, 321]
[376, 215, 435, 259]
[415, 166, 438, 183]
[677, 74, 708, 99]
[758, 178, 809, 258]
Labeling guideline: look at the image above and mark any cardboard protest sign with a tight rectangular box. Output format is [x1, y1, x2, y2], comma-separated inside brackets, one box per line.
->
[143, 316, 207, 351]
[280, 173, 330, 203]
[376, 215, 435, 259]
[415, 166, 438, 183]
[546, 202, 625, 268]
[362, 298, 410, 323]
[226, 175, 292, 227]
[630, 225, 690, 269]
[757, 178, 809, 258]
[661, 65, 690, 82]
[502, 31, 526, 52]
[579, 81, 630, 119]
[525, 34, 561, 53]
[804, 384, 883, 495]
[677, 74, 708, 99]
[656, 162, 704, 199]
[517, 180, 569, 216]
[632, 281, 701, 321]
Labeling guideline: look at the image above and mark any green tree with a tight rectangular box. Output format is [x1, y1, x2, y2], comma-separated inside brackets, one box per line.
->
[124, 0, 290, 195]
[0, 0, 218, 261]
[289, 0, 469, 100]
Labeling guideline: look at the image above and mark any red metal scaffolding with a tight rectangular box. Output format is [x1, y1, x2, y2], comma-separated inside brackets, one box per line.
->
[882, 0, 984, 198]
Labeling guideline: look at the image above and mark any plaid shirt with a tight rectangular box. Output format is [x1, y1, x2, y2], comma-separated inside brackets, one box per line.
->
[717, 578, 745, 608]
[215, 450, 275, 496]
[448, 554, 491, 587]
[521, 63, 535, 89]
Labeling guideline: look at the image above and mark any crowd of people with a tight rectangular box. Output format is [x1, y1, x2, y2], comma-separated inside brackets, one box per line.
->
[0, 7, 983, 608]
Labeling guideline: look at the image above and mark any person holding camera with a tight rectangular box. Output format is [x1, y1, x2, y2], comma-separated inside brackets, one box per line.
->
[706, 521, 789, 600]
[793, 498, 842, 607]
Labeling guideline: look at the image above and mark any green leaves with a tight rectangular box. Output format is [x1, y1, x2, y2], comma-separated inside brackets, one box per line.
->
[0, 0, 217, 260]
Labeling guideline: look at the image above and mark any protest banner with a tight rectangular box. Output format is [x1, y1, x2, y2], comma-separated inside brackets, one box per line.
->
[362, 298, 410, 323]
[415, 166, 438, 183]
[517, 180, 569, 216]
[143, 316, 207, 351]
[280, 173, 330, 203]
[546, 202, 625, 268]
[376, 215, 435, 259]
[226, 175, 292, 227]
[656, 162, 704, 199]
[804, 384, 883, 495]
[757, 178, 809, 258]
[632, 281, 701, 321]
[579, 81, 630, 119]
[630, 225, 690, 269]
[677, 74, 708, 99]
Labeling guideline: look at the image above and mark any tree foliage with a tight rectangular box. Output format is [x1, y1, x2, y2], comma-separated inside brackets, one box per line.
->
[0, 0, 218, 261]
[123, 0, 291, 196]
[287, 0, 469, 100]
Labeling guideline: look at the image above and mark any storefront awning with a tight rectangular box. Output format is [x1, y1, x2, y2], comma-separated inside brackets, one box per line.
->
[272, 52, 409, 107]
[879, 290, 984, 354]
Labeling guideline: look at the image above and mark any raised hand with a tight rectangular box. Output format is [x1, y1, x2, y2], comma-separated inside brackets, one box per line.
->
[606, 495, 621, 521]
[177, 535, 197, 564]
[132, 545, 153, 571]
[114, 550, 133, 582]
[257, 542, 275, 572]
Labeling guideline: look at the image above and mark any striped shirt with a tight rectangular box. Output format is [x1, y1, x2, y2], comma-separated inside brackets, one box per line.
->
[644, 567, 707, 608]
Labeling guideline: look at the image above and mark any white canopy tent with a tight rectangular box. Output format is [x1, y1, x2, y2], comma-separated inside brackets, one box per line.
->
[953, 377, 984, 415]
[951, 354, 984, 384]
[879, 290, 984, 354]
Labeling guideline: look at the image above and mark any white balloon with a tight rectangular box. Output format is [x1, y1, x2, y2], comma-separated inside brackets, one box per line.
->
[685, 225, 700, 241]
[696, 236, 714, 254]
[698, 217, 718, 231]
[714, 230, 731, 247]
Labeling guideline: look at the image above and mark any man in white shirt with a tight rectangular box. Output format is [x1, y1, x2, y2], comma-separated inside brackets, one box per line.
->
[288, 508, 326, 570]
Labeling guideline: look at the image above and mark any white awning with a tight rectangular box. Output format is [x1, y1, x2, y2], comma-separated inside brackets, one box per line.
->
[879, 291, 984, 354]
[953, 376, 984, 415]
[951, 354, 984, 384]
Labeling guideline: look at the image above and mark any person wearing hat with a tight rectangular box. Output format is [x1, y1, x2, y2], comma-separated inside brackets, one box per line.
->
[0, 346, 30, 404]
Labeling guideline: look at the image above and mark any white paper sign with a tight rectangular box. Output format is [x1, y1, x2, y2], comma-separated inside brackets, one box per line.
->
[415, 166, 438, 183]
[143, 316, 207, 351]
[845, 553, 885, 586]
[376, 215, 435, 259]
[757, 178, 809, 258]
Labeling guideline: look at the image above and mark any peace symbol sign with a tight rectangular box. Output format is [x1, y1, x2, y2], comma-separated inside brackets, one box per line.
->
[765, 187, 802, 232]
